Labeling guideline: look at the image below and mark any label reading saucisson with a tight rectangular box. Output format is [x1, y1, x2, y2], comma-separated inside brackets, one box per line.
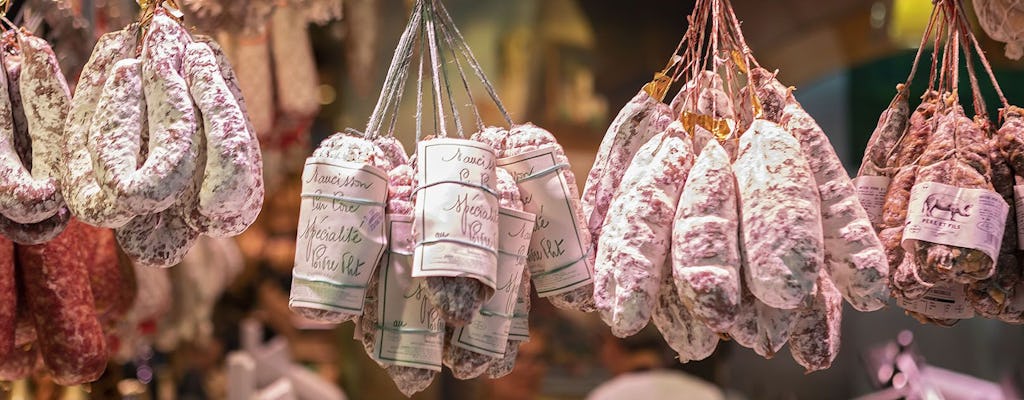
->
[290, 157, 388, 315]
[498, 146, 593, 297]
[375, 215, 444, 371]
[413, 139, 499, 288]
[852, 175, 890, 225]
[1014, 185, 1024, 250]
[895, 283, 974, 319]
[452, 208, 534, 357]
[902, 182, 1008, 263]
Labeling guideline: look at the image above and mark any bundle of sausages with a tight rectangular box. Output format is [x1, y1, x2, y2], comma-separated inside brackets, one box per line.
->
[859, 0, 1024, 325]
[287, 0, 590, 394]
[61, 8, 264, 268]
[586, 0, 887, 373]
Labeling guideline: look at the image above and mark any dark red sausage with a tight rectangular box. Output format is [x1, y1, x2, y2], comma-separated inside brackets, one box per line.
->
[0, 235, 14, 359]
[16, 219, 107, 385]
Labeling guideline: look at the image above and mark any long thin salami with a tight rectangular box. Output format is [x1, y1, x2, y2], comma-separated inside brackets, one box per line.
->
[652, 264, 719, 363]
[672, 140, 740, 333]
[789, 270, 842, 372]
[582, 90, 671, 266]
[780, 95, 889, 311]
[503, 123, 596, 312]
[17, 220, 107, 385]
[734, 119, 822, 309]
[595, 121, 694, 337]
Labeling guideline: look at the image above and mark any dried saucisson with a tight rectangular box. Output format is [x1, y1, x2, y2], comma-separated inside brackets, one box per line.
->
[912, 106, 996, 283]
[733, 119, 822, 309]
[486, 268, 530, 379]
[780, 94, 890, 311]
[0, 43, 61, 225]
[84, 226, 129, 326]
[503, 123, 596, 312]
[92, 10, 200, 215]
[671, 140, 740, 333]
[789, 270, 842, 372]
[291, 132, 389, 322]
[581, 90, 672, 266]
[0, 236, 12, 359]
[17, 220, 107, 385]
[444, 167, 524, 379]
[63, 28, 139, 228]
[3, 33, 28, 170]
[857, 87, 911, 179]
[182, 42, 264, 237]
[652, 264, 719, 363]
[596, 121, 694, 337]
[728, 284, 796, 358]
[359, 164, 439, 397]
[15, 32, 69, 221]
[968, 127, 1021, 320]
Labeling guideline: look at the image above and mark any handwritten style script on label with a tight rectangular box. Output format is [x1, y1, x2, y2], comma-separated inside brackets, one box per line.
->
[452, 208, 535, 357]
[375, 215, 444, 371]
[498, 146, 593, 297]
[413, 139, 500, 288]
[852, 175, 890, 225]
[902, 181, 1008, 263]
[291, 158, 388, 315]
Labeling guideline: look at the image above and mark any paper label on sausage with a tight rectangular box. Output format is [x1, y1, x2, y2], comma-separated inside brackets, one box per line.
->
[374, 215, 444, 371]
[413, 139, 499, 288]
[902, 182, 1007, 262]
[498, 146, 594, 297]
[509, 300, 530, 341]
[1014, 185, 1024, 250]
[853, 175, 890, 225]
[452, 208, 534, 357]
[895, 283, 974, 319]
[290, 158, 388, 315]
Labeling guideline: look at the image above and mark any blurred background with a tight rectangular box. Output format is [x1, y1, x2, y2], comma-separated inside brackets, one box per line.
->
[17, 0, 1024, 399]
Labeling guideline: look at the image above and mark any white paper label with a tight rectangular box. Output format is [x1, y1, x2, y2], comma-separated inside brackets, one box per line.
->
[902, 181, 1008, 263]
[1014, 185, 1024, 250]
[452, 208, 534, 357]
[853, 175, 890, 225]
[896, 283, 974, 319]
[509, 297, 530, 341]
[498, 146, 593, 297]
[374, 215, 444, 371]
[413, 139, 499, 288]
[290, 158, 388, 315]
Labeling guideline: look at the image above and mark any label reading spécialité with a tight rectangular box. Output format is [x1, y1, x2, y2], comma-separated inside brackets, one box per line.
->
[902, 181, 1008, 263]
[852, 175, 890, 225]
[374, 215, 444, 371]
[1014, 185, 1024, 250]
[290, 157, 388, 316]
[895, 283, 974, 319]
[498, 146, 593, 297]
[412, 139, 499, 289]
[452, 208, 534, 357]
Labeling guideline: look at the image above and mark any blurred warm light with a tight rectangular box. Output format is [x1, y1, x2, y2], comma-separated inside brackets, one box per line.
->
[889, 0, 934, 48]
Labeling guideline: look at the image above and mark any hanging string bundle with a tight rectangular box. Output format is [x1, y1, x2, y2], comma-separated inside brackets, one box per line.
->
[584, 0, 888, 372]
[289, 0, 593, 394]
